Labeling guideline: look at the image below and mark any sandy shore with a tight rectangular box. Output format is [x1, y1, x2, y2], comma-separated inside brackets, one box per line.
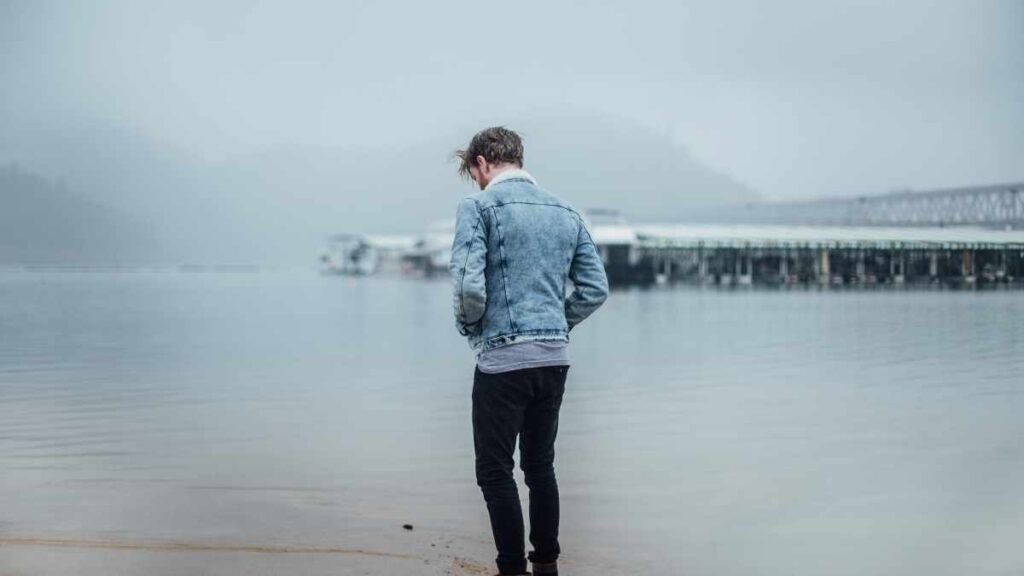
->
[0, 534, 499, 576]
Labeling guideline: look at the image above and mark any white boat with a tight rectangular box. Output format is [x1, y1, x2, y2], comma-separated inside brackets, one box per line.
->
[320, 233, 420, 275]
[320, 234, 377, 275]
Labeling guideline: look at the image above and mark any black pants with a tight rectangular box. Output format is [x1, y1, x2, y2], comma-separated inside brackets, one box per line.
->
[473, 364, 568, 575]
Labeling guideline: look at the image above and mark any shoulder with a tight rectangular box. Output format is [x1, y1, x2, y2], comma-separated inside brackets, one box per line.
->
[489, 181, 581, 215]
[458, 190, 496, 211]
[533, 186, 586, 225]
[455, 192, 488, 213]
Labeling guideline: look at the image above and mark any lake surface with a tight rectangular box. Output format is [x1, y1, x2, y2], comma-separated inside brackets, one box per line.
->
[1, 268, 1022, 575]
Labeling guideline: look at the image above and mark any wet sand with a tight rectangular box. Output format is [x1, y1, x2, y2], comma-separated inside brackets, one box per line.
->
[0, 533, 496, 575]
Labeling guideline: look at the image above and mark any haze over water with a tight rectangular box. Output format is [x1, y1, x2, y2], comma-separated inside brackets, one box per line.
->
[2, 268, 1021, 575]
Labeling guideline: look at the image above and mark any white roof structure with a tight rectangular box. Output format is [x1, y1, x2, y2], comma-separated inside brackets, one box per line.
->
[589, 224, 639, 246]
[635, 224, 1024, 249]
[363, 234, 421, 251]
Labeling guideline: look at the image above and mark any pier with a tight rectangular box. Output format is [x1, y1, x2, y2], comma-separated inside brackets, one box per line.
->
[586, 182, 1024, 286]
[593, 224, 1024, 286]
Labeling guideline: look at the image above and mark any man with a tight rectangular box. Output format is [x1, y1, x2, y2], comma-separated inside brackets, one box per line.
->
[449, 127, 609, 576]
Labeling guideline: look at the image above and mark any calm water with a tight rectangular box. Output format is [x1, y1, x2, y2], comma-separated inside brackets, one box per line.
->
[1, 268, 1022, 575]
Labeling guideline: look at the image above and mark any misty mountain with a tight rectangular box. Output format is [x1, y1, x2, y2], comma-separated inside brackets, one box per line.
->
[226, 112, 758, 230]
[0, 165, 158, 264]
[0, 112, 757, 265]
[515, 112, 758, 215]
[0, 117, 251, 264]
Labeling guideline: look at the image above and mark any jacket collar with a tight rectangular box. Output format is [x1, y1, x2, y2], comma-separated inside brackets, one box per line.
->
[484, 168, 536, 190]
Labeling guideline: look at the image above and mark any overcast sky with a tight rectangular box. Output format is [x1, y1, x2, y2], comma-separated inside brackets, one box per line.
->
[2, 0, 1022, 200]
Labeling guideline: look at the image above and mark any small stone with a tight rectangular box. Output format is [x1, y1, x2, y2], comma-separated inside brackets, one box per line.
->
[402, 524, 414, 531]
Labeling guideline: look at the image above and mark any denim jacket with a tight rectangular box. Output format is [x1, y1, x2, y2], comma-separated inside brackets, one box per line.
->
[449, 170, 609, 353]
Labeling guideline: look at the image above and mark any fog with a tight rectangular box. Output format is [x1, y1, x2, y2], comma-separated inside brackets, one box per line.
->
[1, 0, 1022, 265]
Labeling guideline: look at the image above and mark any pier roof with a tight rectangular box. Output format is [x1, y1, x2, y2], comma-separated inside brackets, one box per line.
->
[588, 223, 638, 246]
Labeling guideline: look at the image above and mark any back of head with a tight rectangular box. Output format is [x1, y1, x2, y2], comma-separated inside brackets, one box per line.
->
[454, 126, 524, 180]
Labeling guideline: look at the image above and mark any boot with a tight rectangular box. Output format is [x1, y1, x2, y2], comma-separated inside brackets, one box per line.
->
[532, 560, 558, 575]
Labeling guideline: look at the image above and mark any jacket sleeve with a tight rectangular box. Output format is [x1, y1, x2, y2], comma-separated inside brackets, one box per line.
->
[448, 198, 488, 336]
[564, 216, 609, 331]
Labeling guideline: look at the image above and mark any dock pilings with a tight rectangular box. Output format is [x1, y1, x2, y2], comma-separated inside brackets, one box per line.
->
[639, 245, 1022, 287]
